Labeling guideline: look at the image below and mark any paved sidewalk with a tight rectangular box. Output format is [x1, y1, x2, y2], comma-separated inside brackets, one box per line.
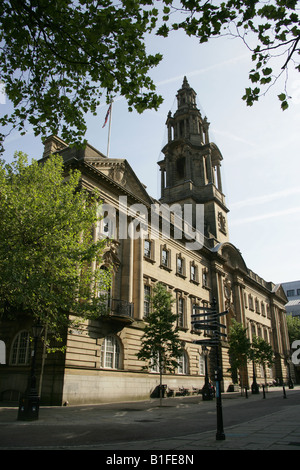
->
[1, 386, 300, 451]
[97, 402, 300, 451]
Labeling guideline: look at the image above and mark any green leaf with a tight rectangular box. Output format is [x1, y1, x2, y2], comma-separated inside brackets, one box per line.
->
[281, 100, 289, 110]
[249, 72, 260, 83]
[262, 67, 272, 76]
[278, 93, 286, 101]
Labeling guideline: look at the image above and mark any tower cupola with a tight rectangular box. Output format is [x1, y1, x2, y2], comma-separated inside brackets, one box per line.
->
[158, 77, 229, 244]
[166, 76, 210, 146]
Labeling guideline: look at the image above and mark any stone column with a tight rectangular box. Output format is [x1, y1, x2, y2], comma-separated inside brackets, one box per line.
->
[206, 151, 213, 184]
[133, 236, 144, 320]
[216, 163, 223, 193]
[121, 220, 134, 303]
[160, 167, 165, 197]
[233, 276, 246, 324]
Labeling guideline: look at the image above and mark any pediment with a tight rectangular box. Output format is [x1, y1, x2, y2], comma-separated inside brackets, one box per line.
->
[213, 242, 248, 273]
[86, 157, 153, 204]
[272, 284, 288, 303]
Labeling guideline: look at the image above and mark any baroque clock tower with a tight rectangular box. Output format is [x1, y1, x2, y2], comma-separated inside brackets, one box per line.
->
[158, 77, 229, 244]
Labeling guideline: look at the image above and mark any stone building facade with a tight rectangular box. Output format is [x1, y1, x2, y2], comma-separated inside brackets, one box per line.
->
[0, 78, 292, 405]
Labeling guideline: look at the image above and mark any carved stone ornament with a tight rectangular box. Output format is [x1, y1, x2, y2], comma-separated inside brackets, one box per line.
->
[102, 239, 120, 271]
[109, 164, 126, 186]
[218, 212, 227, 234]
[223, 276, 233, 310]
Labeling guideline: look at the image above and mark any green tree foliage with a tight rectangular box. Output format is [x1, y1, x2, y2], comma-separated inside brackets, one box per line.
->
[228, 319, 251, 385]
[228, 319, 274, 386]
[0, 0, 163, 151]
[250, 335, 274, 384]
[137, 282, 182, 404]
[1, 1, 298, 150]
[0, 152, 110, 341]
[286, 314, 300, 344]
[157, 0, 300, 110]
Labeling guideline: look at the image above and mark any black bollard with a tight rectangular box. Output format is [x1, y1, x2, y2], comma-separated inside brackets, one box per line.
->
[262, 384, 266, 398]
[283, 385, 287, 399]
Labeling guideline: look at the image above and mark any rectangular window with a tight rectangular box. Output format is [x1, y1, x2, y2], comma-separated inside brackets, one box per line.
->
[144, 285, 151, 317]
[287, 289, 295, 297]
[177, 257, 183, 275]
[177, 297, 185, 328]
[202, 269, 209, 287]
[144, 240, 151, 258]
[161, 248, 169, 267]
[191, 264, 196, 281]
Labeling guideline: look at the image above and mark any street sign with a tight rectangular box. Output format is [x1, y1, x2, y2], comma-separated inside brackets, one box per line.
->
[193, 299, 227, 441]
[192, 319, 226, 328]
[193, 340, 220, 346]
[193, 324, 222, 331]
[192, 304, 228, 340]
[191, 310, 228, 318]
[213, 331, 227, 338]
[192, 306, 216, 311]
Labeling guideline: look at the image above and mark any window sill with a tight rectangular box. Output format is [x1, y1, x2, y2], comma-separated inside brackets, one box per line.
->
[144, 255, 156, 264]
[176, 272, 186, 279]
[160, 264, 172, 272]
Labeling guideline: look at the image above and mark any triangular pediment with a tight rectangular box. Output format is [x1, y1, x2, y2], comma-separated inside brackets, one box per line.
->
[86, 157, 153, 204]
[272, 284, 288, 303]
[42, 137, 154, 204]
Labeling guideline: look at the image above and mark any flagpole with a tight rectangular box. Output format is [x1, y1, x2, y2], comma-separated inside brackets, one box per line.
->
[107, 101, 113, 158]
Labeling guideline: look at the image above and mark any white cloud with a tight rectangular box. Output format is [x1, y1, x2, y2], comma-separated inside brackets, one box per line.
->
[231, 187, 300, 210]
[155, 54, 249, 88]
[230, 206, 300, 226]
[212, 128, 257, 148]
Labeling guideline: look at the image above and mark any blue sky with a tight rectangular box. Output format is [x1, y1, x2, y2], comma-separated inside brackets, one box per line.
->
[1, 28, 300, 285]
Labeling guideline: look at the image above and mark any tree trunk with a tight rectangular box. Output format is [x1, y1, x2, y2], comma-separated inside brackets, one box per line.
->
[159, 353, 163, 407]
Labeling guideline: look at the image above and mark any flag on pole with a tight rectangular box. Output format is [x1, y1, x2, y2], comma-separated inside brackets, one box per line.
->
[102, 103, 112, 128]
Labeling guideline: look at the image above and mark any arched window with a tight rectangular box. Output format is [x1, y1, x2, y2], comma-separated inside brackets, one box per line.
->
[98, 266, 112, 311]
[150, 354, 160, 373]
[0, 340, 6, 364]
[178, 351, 189, 374]
[199, 354, 205, 376]
[10, 331, 31, 365]
[100, 336, 122, 369]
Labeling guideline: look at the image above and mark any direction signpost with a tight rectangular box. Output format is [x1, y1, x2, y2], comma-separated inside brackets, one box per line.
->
[192, 298, 228, 441]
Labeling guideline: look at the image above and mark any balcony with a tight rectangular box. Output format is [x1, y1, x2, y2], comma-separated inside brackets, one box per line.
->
[97, 298, 134, 335]
[109, 298, 134, 319]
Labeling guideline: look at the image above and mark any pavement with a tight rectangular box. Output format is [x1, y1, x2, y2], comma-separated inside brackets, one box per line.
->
[0, 385, 300, 452]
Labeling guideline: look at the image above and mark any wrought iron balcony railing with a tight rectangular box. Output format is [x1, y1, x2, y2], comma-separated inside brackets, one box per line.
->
[100, 298, 134, 319]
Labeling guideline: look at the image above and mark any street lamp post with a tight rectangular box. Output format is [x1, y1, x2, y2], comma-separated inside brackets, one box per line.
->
[201, 345, 213, 400]
[285, 351, 294, 389]
[251, 361, 259, 394]
[18, 320, 43, 421]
